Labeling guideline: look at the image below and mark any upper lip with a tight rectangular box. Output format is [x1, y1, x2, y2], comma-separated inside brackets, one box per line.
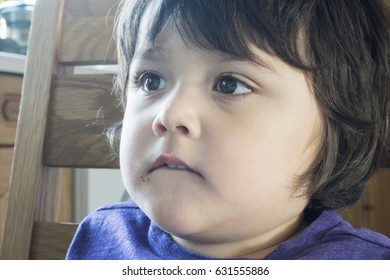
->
[150, 155, 199, 175]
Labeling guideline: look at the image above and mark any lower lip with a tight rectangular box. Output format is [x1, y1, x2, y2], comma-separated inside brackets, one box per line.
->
[153, 166, 191, 172]
[151, 166, 202, 177]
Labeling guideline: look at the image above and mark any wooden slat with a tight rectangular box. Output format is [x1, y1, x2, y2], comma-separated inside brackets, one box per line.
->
[59, 0, 119, 64]
[44, 74, 121, 168]
[0, 0, 63, 260]
[58, 169, 74, 222]
[30, 222, 78, 260]
[34, 167, 64, 222]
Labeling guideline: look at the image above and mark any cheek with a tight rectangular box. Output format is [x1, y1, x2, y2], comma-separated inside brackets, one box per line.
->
[206, 117, 316, 199]
[119, 111, 152, 187]
[204, 128, 285, 196]
[119, 124, 137, 188]
[204, 134, 305, 219]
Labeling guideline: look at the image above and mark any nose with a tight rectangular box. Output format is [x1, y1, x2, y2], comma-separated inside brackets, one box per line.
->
[152, 88, 202, 139]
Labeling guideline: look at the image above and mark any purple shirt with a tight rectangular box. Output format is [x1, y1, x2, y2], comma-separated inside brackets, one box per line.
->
[66, 202, 390, 260]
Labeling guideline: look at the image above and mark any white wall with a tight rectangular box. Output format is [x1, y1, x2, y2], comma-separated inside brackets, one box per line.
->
[73, 168, 127, 222]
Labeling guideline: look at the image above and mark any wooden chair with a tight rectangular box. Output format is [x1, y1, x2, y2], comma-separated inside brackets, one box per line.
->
[0, 0, 121, 260]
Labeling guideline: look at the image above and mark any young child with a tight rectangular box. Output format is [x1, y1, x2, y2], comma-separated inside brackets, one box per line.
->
[66, 0, 390, 259]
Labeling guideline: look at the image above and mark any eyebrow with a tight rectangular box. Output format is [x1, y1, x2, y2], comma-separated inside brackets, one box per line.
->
[132, 46, 277, 73]
[214, 52, 277, 73]
[132, 46, 166, 63]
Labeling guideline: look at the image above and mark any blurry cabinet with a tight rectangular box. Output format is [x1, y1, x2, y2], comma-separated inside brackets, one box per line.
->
[0, 74, 20, 145]
[0, 73, 22, 247]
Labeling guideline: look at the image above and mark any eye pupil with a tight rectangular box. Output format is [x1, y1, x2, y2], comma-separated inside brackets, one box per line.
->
[144, 74, 161, 91]
[219, 77, 237, 94]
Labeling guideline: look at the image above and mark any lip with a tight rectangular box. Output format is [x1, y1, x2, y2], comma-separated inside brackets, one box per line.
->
[150, 155, 201, 176]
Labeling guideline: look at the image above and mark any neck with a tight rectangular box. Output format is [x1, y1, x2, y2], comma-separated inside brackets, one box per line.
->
[171, 214, 307, 259]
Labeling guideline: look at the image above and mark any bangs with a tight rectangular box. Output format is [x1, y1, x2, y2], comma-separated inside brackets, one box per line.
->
[149, 0, 275, 64]
[122, 0, 313, 70]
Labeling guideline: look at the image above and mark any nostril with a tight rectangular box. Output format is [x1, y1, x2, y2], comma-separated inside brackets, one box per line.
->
[152, 111, 200, 138]
[153, 122, 167, 136]
[176, 125, 189, 134]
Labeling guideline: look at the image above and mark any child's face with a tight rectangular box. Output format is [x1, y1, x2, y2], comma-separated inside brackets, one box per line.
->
[120, 5, 323, 258]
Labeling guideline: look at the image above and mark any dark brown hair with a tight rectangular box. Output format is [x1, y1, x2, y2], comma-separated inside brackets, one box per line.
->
[110, 0, 390, 211]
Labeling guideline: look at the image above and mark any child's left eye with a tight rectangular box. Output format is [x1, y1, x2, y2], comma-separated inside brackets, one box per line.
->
[214, 75, 252, 95]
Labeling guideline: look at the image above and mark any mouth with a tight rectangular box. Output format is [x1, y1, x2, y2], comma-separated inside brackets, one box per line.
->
[150, 155, 202, 177]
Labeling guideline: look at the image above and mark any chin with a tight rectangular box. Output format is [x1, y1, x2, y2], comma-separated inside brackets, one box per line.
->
[145, 205, 209, 239]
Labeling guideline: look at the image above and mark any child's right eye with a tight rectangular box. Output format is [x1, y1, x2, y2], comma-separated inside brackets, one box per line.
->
[134, 71, 166, 92]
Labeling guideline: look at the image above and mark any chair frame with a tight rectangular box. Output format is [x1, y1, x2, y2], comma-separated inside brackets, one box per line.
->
[0, 0, 120, 260]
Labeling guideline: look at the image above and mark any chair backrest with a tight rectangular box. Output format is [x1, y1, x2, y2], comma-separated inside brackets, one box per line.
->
[0, 0, 121, 260]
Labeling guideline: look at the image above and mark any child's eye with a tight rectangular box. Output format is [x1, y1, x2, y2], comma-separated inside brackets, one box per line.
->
[134, 71, 166, 92]
[214, 75, 252, 95]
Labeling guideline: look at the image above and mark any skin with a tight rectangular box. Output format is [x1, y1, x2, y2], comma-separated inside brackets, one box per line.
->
[119, 4, 324, 259]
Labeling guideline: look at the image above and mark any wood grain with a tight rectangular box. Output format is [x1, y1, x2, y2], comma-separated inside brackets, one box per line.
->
[0, 0, 62, 260]
[44, 74, 121, 168]
[59, 0, 119, 64]
[58, 169, 73, 222]
[29, 222, 77, 260]
[342, 170, 390, 237]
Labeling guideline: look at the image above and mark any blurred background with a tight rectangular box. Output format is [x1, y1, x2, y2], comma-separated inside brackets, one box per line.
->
[0, 0, 35, 54]
[0, 0, 125, 224]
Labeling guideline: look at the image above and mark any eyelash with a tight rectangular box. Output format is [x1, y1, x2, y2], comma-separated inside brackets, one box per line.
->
[131, 70, 254, 96]
[131, 70, 157, 87]
[214, 73, 254, 95]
